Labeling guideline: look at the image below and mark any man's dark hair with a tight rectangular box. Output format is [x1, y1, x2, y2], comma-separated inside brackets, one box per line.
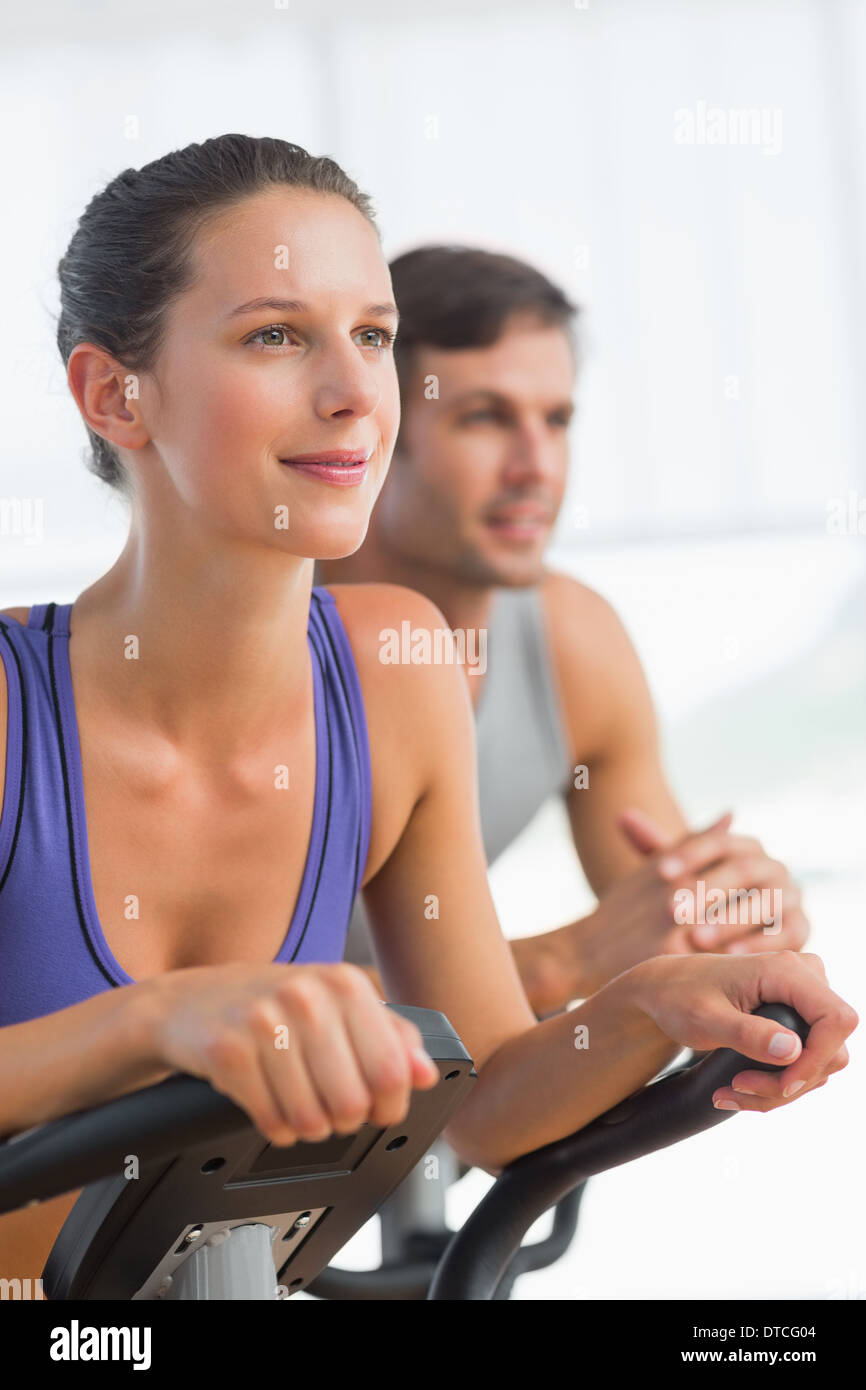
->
[388, 245, 579, 438]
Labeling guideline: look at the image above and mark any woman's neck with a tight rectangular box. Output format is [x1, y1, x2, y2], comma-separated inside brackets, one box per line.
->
[72, 525, 316, 763]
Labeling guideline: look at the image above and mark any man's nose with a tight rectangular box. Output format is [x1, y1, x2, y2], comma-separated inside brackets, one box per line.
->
[501, 420, 561, 485]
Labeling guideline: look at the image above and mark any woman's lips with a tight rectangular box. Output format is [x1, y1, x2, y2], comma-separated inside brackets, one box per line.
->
[282, 460, 369, 486]
[279, 451, 370, 487]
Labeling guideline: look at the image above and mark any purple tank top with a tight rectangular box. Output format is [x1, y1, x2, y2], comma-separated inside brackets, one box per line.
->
[0, 588, 372, 1027]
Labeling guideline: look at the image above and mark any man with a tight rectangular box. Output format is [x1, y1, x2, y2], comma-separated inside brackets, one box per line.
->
[317, 245, 808, 1014]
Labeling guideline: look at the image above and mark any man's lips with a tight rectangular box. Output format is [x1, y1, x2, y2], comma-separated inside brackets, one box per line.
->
[484, 506, 554, 543]
[486, 504, 553, 523]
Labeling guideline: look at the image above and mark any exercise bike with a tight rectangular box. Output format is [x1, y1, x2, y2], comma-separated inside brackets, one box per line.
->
[0, 1000, 807, 1301]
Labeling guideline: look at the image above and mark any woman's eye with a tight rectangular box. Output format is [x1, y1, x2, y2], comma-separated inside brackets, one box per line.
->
[354, 327, 395, 350]
[245, 325, 395, 351]
[247, 325, 296, 350]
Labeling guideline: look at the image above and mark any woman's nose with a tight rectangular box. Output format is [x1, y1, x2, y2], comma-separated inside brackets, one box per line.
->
[312, 345, 383, 420]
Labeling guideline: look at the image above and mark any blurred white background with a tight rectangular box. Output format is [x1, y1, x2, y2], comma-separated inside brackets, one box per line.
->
[0, 0, 863, 1300]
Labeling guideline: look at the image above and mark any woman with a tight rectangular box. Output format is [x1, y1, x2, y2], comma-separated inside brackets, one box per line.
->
[0, 134, 856, 1287]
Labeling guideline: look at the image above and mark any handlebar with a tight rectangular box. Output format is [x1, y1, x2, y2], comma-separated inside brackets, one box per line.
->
[0, 1001, 810, 1304]
[0, 1073, 253, 1217]
[427, 1002, 810, 1299]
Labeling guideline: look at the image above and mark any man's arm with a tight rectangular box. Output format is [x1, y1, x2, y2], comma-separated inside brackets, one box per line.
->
[502, 569, 691, 1012]
[517, 570, 809, 1004]
[541, 569, 687, 892]
[345, 575, 807, 1016]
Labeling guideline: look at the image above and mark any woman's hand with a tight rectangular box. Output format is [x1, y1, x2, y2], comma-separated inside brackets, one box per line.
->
[626, 948, 857, 1112]
[148, 961, 441, 1147]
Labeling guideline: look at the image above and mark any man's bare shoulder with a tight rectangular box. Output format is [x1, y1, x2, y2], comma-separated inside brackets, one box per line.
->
[538, 568, 657, 761]
[539, 568, 634, 667]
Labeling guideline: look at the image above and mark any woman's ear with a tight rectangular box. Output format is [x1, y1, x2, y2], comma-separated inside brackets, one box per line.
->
[67, 342, 151, 454]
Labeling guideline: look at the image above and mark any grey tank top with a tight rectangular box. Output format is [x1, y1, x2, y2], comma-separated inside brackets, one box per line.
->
[342, 584, 573, 967]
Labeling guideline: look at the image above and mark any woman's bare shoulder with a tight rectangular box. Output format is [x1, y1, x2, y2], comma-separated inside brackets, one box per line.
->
[321, 579, 460, 717]
[319, 581, 465, 884]
[320, 580, 455, 689]
[0, 608, 31, 627]
[0, 608, 32, 814]
[320, 581, 448, 639]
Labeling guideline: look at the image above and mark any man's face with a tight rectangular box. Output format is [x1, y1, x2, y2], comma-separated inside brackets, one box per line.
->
[373, 312, 575, 586]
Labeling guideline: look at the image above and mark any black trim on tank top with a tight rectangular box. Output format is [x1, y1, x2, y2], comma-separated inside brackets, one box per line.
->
[0, 620, 28, 895]
[289, 619, 334, 962]
[313, 596, 365, 902]
[45, 602, 118, 989]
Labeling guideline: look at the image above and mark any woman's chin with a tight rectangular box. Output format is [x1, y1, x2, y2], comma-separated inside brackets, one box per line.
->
[282, 522, 370, 562]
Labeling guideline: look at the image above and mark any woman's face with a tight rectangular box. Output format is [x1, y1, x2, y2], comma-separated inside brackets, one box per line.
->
[132, 187, 400, 559]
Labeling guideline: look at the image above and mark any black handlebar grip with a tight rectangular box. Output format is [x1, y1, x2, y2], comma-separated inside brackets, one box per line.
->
[597, 1001, 809, 1130]
[428, 1002, 810, 1300]
[0, 1074, 251, 1218]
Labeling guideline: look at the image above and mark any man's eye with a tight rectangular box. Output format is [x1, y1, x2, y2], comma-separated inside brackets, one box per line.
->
[462, 410, 498, 423]
[354, 327, 396, 350]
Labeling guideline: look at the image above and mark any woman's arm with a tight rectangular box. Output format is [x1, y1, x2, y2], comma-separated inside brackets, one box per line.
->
[0, 962, 441, 1145]
[353, 600, 678, 1168]
[0, 982, 172, 1139]
[345, 588, 856, 1175]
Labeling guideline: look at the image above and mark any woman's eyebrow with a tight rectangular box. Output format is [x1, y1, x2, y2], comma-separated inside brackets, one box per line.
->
[224, 296, 399, 321]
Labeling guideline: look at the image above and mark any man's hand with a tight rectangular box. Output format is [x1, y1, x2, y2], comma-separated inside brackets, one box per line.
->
[380, 803, 809, 1018]
[549, 809, 809, 1001]
[618, 805, 810, 954]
